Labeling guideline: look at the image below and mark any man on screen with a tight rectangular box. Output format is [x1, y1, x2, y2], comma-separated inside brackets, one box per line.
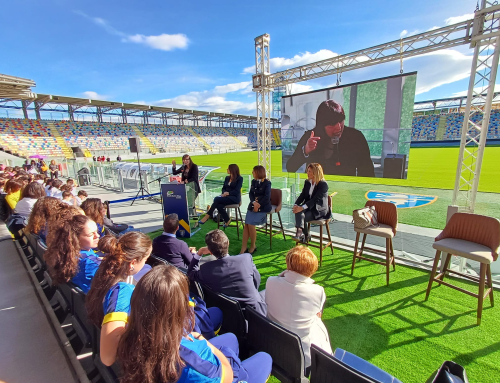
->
[286, 100, 375, 177]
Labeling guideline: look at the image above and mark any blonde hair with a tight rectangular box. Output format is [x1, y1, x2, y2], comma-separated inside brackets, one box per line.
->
[307, 163, 325, 185]
[286, 245, 318, 277]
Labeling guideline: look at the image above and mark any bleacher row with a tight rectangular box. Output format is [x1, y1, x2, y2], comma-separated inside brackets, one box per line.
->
[412, 110, 500, 141]
[15, 230, 402, 383]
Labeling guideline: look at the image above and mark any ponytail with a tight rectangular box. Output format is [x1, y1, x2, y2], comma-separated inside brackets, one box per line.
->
[86, 232, 152, 327]
[44, 215, 90, 285]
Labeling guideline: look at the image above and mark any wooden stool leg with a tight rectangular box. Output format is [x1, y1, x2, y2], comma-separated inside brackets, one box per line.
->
[441, 253, 452, 281]
[425, 250, 441, 300]
[358, 234, 367, 262]
[390, 238, 396, 270]
[278, 212, 286, 241]
[307, 223, 311, 243]
[269, 213, 273, 250]
[238, 208, 244, 226]
[319, 224, 323, 267]
[235, 208, 240, 239]
[217, 213, 221, 229]
[478, 263, 486, 325]
[351, 232, 360, 275]
[487, 264, 495, 307]
[326, 222, 334, 254]
[385, 238, 390, 285]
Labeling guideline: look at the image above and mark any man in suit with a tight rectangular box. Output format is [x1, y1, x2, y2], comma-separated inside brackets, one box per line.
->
[152, 213, 196, 269]
[187, 229, 267, 315]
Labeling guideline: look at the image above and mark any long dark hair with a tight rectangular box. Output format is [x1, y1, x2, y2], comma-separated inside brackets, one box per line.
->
[81, 198, 104, 226]
[228, 164, 240, 182]
[117, 265, 195, 383]
[86, 232, 152, 327]
[44, 215, 91, 285]
[21, 181, 45, 199]
[182, 154, 193, 170]
[313, 99, 346, 145]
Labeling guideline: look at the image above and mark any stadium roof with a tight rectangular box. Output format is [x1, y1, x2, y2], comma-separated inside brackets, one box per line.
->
[0, 74, 36, 99]
[414, 92, 500, 112]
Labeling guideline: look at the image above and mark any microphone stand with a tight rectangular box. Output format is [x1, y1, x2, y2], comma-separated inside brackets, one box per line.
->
[148, 173, 170, 217]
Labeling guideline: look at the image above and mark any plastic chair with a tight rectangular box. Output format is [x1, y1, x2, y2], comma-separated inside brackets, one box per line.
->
[351, 200, 398, 285]
[245, 306, 308, 383]
[425, 212, 499, 325]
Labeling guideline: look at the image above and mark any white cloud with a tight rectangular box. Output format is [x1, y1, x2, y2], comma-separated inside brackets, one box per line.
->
[452, 83, 500, 97]
[156, 81, 255, 114]
[124, 34, 189, 51]
[289, 84, 314, 94]
[75, 10, 189, 52]
[242, 49, 338, 74]
[82, 91, 107, 100]
[445, 14, 474, 25]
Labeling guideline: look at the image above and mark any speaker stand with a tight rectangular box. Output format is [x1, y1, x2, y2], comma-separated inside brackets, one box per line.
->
[131, 149, 153, 206]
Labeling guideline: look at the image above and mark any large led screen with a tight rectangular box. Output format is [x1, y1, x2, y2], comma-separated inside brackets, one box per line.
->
[281, 72, 417, 179]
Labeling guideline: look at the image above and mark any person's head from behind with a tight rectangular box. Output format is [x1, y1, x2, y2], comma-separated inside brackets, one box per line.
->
[77, 190, 88, 201]
[316, 100, 346, 144]
[50, 179, 63, 190]
[205, 229, 229, 259]
[163, 213, 179, 234]
[45, 215, 99, 284]
[86, 232, 152, 326]
[286, 245, 318, 278]
[26, 197, 62, 235]
[227, 164, 240, 181]
[46, 205, 88, 246]
[21, 181, 46, 200]
[182, 154, 193, 168]
[5, 179, 23, 195]
[81, 198, 105, 225]
[252, 165, 266, 181]
[117, 265, 194, 383]
[306, 163, 325, 184]
[17, 175, 29, 187]
[62, 191, 72, 200]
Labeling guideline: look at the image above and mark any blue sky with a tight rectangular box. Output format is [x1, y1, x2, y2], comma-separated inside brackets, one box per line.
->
[0, 0, 485, 115]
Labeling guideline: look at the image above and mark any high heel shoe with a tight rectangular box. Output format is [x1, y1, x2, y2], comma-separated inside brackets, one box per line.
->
[223, 218, 232, 230]
[193, 220, 206, 229]
[292, 234, 305, 242]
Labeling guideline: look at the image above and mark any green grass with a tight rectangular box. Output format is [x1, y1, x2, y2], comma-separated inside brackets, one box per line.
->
[148, 224, 500, 383]
[137, 148, 500, 229]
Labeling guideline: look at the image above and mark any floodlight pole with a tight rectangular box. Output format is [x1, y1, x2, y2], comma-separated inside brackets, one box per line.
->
[451, 0, 500, 213]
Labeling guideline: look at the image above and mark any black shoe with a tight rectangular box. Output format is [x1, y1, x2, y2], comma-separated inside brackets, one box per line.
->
[304, 234, 311, 243]
[249, 247, 257, 255]
[292, 234, 305, 242]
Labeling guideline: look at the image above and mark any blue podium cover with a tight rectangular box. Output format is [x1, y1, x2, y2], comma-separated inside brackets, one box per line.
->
[161, 183, 193, 238]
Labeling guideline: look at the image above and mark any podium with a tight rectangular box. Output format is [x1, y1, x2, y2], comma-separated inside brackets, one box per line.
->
[161, 183, 199, 238]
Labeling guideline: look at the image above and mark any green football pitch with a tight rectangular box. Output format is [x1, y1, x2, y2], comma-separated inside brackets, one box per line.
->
[138, 147, 500, 229]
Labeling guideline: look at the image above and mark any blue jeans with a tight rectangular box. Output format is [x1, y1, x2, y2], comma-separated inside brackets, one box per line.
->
[210, 333, 272, 383]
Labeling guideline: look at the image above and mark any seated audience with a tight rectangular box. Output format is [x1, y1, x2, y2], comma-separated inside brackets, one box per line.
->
[4, 179, 23, 210]
[196, 164, 243, 227]
[26, 196, 62, 242]
[75, 190, 88, 206]
[116, 265, 272, 383]
[61, 190, 74, 206]
[7, 181, 45, 234]
[81, 198, 106, 238]
[188, 229, 267, 315]
[44, 215, 100, 293]
[66, 178, 78, 196]
[44, 179, 52, 195]
[153, 213, 195, 268]
[47, 179, 63, 198]
[240, 165, 272, 255]
[86, 232, 152, 366]
[264, 245, 332, 366]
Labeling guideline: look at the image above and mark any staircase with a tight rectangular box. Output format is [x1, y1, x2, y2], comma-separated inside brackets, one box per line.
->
[435, 115, 447, 141]
[272, 129, 281, 146]
[47, 122, 74, 159]
[185, 126, 212, 151]
[222, 128, 246, 148]
[131, 126, 158, 154]
[83, 149, 92, 157]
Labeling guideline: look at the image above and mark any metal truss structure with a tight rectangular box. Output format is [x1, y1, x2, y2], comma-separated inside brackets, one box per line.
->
[414, 92, 500, 113]
[253, 2, 500, 213]
[0, 92, 271, 129]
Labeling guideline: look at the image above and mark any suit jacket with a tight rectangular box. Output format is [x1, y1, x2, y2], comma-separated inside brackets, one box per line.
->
[295, 180, 331, 220]
[187, 253, 267, 315]
[152, 234, 194, 269]
[172, 163, 201, 194]
[247, 179, 272, 213]
[221, 175, 243, 204]
[286, 127, 375, 177]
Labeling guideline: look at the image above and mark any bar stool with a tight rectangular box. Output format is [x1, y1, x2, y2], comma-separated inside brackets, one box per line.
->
[351, 200, 398, 285]
[217, 200, 244, 239]
[425, 213, 499, 325]
[257, 188, 286, 249]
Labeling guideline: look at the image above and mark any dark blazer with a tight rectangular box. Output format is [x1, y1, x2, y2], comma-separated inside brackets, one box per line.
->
[286, 127, 375, 177]
[221, 175, 243, 204]
[247, 179, 272, 213]
[172, 163, 201, 194]
[187, 253, 267, 315]
[295, 180, 331, 220]
[152, 233, 194, 269]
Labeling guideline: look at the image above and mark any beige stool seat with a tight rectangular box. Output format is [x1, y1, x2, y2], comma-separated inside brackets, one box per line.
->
[433, 238, 494, 264]
[354, 223, 394, 239]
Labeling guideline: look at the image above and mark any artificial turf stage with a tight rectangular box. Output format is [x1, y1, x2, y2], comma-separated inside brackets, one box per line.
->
[148, 222, 500, 383]
[138, 147, 500, 229]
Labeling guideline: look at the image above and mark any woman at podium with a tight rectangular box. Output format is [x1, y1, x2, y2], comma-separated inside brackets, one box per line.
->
[172, 154, 201, 199]
[195, 164, 243, 228]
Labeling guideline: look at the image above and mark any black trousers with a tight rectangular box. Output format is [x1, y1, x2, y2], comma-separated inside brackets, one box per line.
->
[207, 196, 237, 223]
[50, 171, 58, 179]
[295, 210, 315, 236]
